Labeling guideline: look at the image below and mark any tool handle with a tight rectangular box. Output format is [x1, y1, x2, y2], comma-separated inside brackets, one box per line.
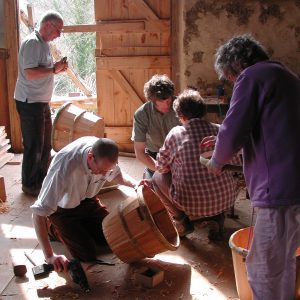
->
[24, 251, 37, 266]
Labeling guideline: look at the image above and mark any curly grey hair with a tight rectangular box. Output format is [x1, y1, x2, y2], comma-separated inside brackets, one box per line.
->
[40, 10, 63, 26]
[144, 74, 175, 101]
[215, 34, 270, 80]
[173, 88, 206, 120]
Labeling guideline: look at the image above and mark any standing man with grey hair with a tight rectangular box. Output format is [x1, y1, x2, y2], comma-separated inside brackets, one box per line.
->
[132, 74, 180, 179]
[15, 10, 68, 196]
[201, 34, 300, 300]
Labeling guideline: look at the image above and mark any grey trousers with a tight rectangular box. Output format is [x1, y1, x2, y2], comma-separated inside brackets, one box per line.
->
[246, 205, 300, 300]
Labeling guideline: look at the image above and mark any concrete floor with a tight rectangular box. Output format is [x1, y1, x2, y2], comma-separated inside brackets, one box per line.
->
[0, 154, 253, 300]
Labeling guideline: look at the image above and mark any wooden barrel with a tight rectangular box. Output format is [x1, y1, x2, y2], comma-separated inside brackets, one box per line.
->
[103, 186, 180, 263]
[51, 102, 104, 152]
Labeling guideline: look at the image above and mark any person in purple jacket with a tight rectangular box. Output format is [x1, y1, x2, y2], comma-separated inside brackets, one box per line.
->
[201, 34, 300, 300]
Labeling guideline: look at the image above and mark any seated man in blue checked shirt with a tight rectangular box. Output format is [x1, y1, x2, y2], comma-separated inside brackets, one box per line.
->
[31, 137, 138, 273]
[151, 88, 240, 238]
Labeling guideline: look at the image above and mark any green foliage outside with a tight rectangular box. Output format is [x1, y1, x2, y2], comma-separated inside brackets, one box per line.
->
[19, 0, 96, 96]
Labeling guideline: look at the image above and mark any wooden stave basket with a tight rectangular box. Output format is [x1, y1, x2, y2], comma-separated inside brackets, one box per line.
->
[102, 186, 180, 263]
[51, 102, 104, 152]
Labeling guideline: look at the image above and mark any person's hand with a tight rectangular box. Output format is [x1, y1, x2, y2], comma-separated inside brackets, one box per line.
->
[205, 158, 223, 176]
[138, 179, 153, 190]
[53, 59, 68, 74]
[45, 254, 69, 273]
[200, 135, 217, 149]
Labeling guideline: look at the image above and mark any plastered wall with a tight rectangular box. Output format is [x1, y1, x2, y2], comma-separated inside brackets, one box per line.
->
[181, 0, 300, 97]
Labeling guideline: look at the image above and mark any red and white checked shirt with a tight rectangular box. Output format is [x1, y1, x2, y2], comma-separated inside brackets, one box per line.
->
[156, 118, 240, 217]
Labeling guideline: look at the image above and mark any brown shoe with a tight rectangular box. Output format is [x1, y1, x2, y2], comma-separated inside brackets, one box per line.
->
[174, 216, 194, 237]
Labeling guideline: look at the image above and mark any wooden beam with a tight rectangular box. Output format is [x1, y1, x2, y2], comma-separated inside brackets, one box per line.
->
[63, 22, 143, 33]
[62, 20, 169, 33]
[27, 4, 34, 28]
[95, 46, 170, 57]
[171, 0, 183, 93]
[96, 56, 170, 70]
[0, 51, 10, 137]
[50, 44, 93, 97]
[19, 10, 31, 29]
[128, 0, 159, 20]
[4, 0, 22, 152]
[109, 70, 144, 107]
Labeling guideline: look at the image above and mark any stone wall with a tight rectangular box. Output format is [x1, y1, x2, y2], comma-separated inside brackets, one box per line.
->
[181, 0, 300, 97]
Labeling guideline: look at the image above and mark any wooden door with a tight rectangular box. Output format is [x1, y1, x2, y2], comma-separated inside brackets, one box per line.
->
[94, 0, 171, 152]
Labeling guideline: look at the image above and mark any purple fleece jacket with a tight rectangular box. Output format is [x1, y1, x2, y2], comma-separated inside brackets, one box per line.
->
[213, 61, 300, 207]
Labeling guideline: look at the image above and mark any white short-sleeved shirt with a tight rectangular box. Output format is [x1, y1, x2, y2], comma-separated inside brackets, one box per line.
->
[31, 137, 121, 216]
[14, 30, 54, 103]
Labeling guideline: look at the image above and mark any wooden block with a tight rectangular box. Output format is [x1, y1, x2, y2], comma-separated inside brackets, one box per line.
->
[134, 266, 164, 288]
[0, 176, 6, 202]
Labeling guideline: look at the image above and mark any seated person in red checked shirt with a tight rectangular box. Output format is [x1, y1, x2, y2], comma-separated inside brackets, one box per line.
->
[151, 88, 240, 238]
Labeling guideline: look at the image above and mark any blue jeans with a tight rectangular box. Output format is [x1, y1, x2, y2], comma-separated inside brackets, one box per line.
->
[16, 100, 52, 189]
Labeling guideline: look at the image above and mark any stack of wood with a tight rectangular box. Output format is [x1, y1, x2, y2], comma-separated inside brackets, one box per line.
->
[0, 126, 14, 169]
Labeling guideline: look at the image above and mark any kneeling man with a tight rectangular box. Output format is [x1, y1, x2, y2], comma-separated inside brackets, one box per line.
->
[31, 137, 138, 272]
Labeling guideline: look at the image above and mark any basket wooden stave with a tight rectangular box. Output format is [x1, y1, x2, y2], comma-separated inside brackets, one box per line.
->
[103, 186, 180, 263]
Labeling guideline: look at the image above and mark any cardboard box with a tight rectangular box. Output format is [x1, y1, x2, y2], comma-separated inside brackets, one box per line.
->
[134, 266, 164, 288]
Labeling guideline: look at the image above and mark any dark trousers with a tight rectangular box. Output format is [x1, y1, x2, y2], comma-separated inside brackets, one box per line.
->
[48, 198, 109, 262]
[15, 100, 52, 189]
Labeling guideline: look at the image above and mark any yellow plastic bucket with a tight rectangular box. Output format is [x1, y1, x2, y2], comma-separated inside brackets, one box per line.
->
[229, 227, 300, 300]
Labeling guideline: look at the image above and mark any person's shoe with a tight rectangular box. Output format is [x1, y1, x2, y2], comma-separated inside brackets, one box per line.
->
[174, 216, 194, 237]
[22, 185, 40, 197]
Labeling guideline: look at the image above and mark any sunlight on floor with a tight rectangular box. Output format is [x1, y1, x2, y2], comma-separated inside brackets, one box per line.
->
[157, 252, 230, 300]
[2, 224, 37, 240]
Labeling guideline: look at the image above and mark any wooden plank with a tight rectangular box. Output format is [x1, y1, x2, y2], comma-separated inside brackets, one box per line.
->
[97, 70, 115, 125]
[96, 46, 169, 57]
[105, 127, 132, 143]
[145, 20, 169, 32]
[112, 77, 130, 126]
[109, 70, 143, 108]
[171, 0, 182, 93]
[27, 4, 34, 28]
[63, 22, 143, 33]
[104, 126, 134, 152]
[4, 0, 22, 152]
[96, 56, 170, 70]
[112, 0, 129, 20]
[63, 20, 169, 33]
[127, 68, 147, 107]
[0, 53, 10, 137]
[128, 0, 159, 20]
[159, 0, 171, 19]
[95, 0, 112, 21]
